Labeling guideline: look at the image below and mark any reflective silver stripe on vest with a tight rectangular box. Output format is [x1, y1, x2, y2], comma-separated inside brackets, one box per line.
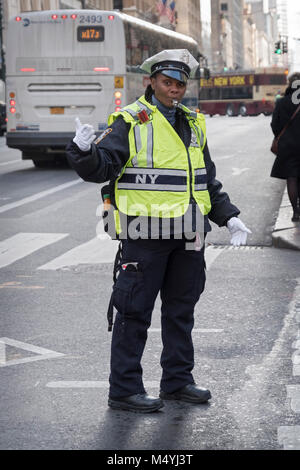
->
[146, 121, 153, 168]
[194, 168, 207, 175]
[118, 183, 187, 191]
[122, 108, 139, 121]
[117, 167, 187, 192]
[136, 100, 153, 116]
[122, 168, 186, 176]
[190, 128, 199, 148]
[192, 125, 204, 149]
[194, 184, 207, 191]
[199, 128, 205, 148]
[132, 125, 142, 167]
[135, 101, 153, 167]
[131, 121, 153, 168]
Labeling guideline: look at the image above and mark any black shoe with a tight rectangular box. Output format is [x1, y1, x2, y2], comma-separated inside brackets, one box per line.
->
[160, 383, 211, 404]
[108, 393, 164, 413]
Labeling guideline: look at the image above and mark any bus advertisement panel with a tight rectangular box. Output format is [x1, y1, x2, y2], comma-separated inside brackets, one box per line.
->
[6, 10, 202, 166]
[199, 68, 288, 117]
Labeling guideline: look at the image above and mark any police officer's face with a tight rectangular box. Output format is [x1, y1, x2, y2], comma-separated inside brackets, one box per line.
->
[150, 73, 186, 108]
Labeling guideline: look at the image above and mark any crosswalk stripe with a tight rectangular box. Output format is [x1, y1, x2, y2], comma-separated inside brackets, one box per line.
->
[278, 426, 300, 450]
[0, 230, 225, 272]
[205, 246, 223, 270]
[37, 236, 119, 270]
[37, 239, 224, 271]
[0, 233, 69, 269]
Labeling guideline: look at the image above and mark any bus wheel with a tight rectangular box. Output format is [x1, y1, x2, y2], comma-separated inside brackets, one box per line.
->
[226, 105, 234, 117]
[239, 105, 247, 116]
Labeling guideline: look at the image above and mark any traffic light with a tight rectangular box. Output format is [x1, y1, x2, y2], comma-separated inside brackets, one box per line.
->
[274, 41, 282, 54]
[282, 41, 288, 54]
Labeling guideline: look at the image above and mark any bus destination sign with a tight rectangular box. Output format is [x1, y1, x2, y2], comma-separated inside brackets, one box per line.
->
[200, 75, 255, 88]
[77, 26, 104, 42]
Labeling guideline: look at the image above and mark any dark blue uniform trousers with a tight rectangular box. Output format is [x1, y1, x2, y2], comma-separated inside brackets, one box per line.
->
[109, 238, 206, 398]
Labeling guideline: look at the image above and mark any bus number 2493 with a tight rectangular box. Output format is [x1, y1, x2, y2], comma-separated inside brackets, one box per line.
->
[79, 15, 102, 24]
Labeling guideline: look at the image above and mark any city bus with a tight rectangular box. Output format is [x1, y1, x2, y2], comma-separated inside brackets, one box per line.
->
[6, 9, 202, 166]
[198, 68, 288, 117]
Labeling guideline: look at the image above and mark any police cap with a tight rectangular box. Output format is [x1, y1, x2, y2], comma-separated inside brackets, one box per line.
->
[140, 49, 199, 84]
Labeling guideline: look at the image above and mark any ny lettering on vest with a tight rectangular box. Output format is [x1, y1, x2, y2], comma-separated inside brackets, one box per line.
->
[135, 174, 159, 184]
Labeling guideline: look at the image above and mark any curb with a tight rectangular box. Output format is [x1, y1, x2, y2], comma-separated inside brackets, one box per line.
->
[272, 188, 300, 251]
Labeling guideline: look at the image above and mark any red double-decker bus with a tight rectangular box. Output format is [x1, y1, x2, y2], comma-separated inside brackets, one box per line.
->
[199, 67, 288, 117]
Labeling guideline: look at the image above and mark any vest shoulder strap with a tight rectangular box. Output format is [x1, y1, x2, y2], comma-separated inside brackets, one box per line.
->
[108, 98, 154, 126]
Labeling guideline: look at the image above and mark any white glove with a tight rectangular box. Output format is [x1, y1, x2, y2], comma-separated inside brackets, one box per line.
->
[73, 117, 96, 152]
[227, 217, 252, 246]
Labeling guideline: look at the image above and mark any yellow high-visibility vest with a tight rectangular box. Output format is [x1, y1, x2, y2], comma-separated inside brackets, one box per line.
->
[108, 95, 211, 221]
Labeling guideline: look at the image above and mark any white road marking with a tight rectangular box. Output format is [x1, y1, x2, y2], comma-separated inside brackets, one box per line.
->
[0, 337, 65, 367]
[205, 245, 224, 270]
[286, 385, 300, 413]
[278, 426, 300, 450]
[277, 280, 300, 449]
[0, 232, 68, 269]
[0, 340, 5, 365]
[232, 167, 250, 176]
[0, 178, 82, 214]
[0, 159, 23, 166]
[38, 240, 224, 271]
[37, 236, 119, 270]
[292, 333, 300, 376]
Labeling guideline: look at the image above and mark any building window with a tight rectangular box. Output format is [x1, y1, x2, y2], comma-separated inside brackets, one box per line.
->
[220, 3, 228, 11]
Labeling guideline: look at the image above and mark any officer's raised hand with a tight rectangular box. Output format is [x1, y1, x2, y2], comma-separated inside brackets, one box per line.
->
[227, 217, 252, 246]
[73, 117, 96, 152]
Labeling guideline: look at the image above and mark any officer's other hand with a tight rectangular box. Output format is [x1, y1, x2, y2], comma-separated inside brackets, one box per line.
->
[73, 117, 96, 152]
[227, 217, 252, 246]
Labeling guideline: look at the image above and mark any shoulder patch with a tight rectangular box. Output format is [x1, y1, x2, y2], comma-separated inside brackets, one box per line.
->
[94, 127, 113, 144]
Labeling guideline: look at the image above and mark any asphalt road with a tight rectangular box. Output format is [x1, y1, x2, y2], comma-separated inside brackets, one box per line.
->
[0, 115, 300, 452]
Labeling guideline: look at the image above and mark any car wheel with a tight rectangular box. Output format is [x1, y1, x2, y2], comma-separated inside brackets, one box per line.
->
[226, 105, 234, 117]
[239, 105, 247, 116]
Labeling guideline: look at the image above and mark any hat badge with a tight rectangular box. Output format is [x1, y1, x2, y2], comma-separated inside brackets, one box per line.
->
[180, 50, 190, 64]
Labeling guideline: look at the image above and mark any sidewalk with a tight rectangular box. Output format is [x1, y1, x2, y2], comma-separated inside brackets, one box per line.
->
[272, 188, 300, 250]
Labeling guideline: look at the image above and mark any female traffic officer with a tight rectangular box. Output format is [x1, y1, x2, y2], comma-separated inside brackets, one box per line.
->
[66, 49, 251, 413]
